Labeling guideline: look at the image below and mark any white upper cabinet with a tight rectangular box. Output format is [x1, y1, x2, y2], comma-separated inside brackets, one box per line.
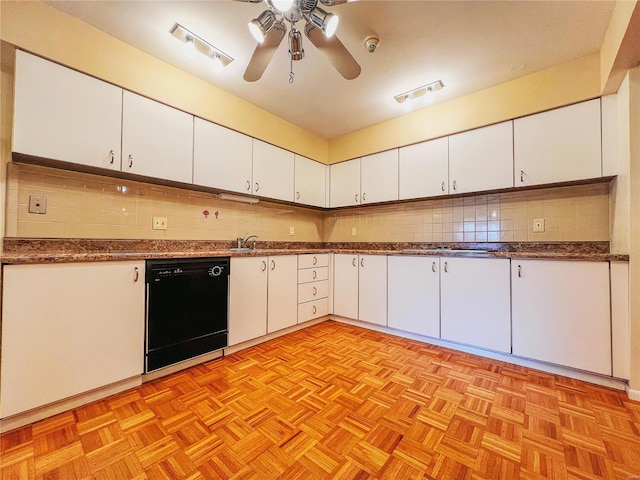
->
[511, 259, 611, 375]
[193, 118, 253, 194]
[514, 99, 602, 187]
[295, 155, 326, 207]
[330, 158, 361, 207]
[13, 50, 123, 171]
[252, 140, 295, 202]
[122, 91, 194, 184]
[399, 137, 449, 200]
[449, 121, 514, 194]
[361, 150, 399, 204]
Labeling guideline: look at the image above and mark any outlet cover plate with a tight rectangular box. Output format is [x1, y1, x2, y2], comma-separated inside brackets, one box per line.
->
[28, 195, 47, 214]
[153, 216, 168, 230]
[533, 218, 545, 232]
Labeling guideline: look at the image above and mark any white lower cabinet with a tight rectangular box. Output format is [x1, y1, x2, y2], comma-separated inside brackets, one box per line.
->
[266, 256, 299, 334]
[229, 256, 298, 346]
[229, 257, 268, 346]
[0, 262, 145, 418]
[440, 257, 511, 353]
[388, 256, 440, 338]
[333, 254, 387, 326]
[298, 253, 331, 322]
[511, 259, 611, 375]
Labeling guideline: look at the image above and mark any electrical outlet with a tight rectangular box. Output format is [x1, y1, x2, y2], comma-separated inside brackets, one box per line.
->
[153, 216, 168, 230]
[533, 218, 545, 232]
[289, 226, 295, 236]
[28, 195, 47, 214]
[351, 227, 357, 237]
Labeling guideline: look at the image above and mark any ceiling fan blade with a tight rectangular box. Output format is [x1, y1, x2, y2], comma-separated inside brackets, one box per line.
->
[304, 24, 361, 80]
[243, 23, 286, 82]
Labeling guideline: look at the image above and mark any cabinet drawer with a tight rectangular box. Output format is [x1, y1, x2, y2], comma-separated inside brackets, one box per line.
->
[298, 280, 329, 303]
[298, 267, 329, 283]
[298, 298, 329, 323]
[298, 254, 329, 269]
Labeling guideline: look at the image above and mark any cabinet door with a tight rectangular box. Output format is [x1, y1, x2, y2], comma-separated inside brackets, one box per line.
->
[512, 259, 611, 375]
[449, 121, 514, 194]
[330, 159, 361, 207]
[267, 256, 299, 333]
[358, 255, 387, 326]
[440, 257, 511, 353]
[333, 254, 359, 318]
[514, 99, 602, 187]
[1, 262, 144, 418]
[399, 137, 449, 199]
[122, 91, 194, 184]
[295, 155, 326, 207]
[193, 118, 253, 194]
[13, 51, 122, 171]
[253, 140, 295, 202]
[229, 257, 268, 345]
[388, 256, 440, 337]
[361, 150, 399, 204]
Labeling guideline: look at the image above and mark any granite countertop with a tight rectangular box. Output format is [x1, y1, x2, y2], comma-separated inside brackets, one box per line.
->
[0, 239, 629, 264]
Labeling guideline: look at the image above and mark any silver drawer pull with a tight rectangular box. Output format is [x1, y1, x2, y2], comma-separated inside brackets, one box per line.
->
[444, 261, 448, 273]
[246, 180, 251, 191]
[520, 170, 525, 183]
[313, 286, 317, 296]
[128, 154, 133, 168]
[271, 260, 276, 270]
[452, 180, 456, 191]
[313, 305, 317, 315]
[261, 260, 267, 272]
[441, 181, 445, 192]
[362, 193, 366, 202]
[360, 258, 364, 268]
[518, 265, 522, 277]
[134, 267, 139, 282]
[255, 182, 260, 192]
[432, 262, 436, 273]
[313, 270, 317, 279]
[352, 258, 356, 267]
[313, 256, 318, 266]
[109, 150, 115, 164]
[354, 193, 359, 203]
[296, 191, 301, 200]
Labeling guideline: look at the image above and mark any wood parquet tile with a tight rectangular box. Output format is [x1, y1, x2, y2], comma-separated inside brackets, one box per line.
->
[2, 320, 640, 480]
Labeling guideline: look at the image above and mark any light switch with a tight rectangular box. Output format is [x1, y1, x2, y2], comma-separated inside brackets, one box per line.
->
[28, 195, 47, 214]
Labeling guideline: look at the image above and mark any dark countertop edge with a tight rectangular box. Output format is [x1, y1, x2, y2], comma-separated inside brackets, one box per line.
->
[0, 248, 628, 265]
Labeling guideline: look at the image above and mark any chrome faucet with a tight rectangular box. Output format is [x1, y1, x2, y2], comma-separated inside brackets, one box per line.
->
[237, 234, 258, 249]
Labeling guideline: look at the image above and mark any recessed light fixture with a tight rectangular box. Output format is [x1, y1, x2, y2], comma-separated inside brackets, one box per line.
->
[170, 23, 233, 72]
[217, 193, 260, 204]
[394, 80, 444, 104]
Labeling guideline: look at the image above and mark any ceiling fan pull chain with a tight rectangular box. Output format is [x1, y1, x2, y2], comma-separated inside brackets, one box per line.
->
[289, 55, 295, 83]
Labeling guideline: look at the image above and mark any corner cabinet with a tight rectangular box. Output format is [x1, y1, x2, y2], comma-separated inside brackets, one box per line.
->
[440, 257, 511, 353]
[193, 118, 253, 194]
[0, 262, 145, 418]
[295, 155, 327, 207]
[330, 159, 361, 208]
[361, 150, 399, 204]
[13, 50, 123, 171]
[514, 99, 602, 187]
[511, 259, 611, 375]
[122, 91, 194, 184]
[399, 137, 449, 200]
[253, 140, 295, 202]
[448, 121, 514, 194]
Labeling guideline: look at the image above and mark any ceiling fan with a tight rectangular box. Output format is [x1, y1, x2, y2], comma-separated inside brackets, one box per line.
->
[236, 0, 361, 83]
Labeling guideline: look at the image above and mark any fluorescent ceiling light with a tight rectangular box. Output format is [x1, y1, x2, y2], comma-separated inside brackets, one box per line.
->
[218, 193, 260, 204]
[394, 80, 444, 104]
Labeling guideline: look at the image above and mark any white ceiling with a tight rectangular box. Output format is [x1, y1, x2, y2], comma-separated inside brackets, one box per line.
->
[46, 0, 615, 140]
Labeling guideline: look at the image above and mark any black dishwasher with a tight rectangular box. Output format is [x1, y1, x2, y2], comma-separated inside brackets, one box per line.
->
[145, 257, 229, 372]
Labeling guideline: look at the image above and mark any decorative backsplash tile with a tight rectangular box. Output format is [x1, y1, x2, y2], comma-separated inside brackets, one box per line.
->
[7, 163, 609, 243]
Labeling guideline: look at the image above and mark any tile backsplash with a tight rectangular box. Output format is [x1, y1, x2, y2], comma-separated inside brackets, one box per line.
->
[7, 163, 609, 243]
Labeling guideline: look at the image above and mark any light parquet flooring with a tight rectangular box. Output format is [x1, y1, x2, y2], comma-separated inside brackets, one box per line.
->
[2, 321, 640, 480]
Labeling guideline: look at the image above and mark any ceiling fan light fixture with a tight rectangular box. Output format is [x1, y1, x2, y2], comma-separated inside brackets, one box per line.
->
[249, 10, 276, 43]
[309, 7, 339, 37]
[270, 0, 295, 12]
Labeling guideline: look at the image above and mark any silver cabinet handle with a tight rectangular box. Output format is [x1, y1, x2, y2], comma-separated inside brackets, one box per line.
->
[313, 305, 317, 315]
[109, 150, 115, 164]
[270, 259, 276, 270]
[296, 191, 300, 200]
[362, 193, 366, 202]
[452, 180, 456, 191]
[354, 193, 359, 203]
[352, 257, 356, 267]
[261, 260, 267, 272]
[246, 180, 251, 191]
[134, 267, 139, 282]
[313, 270, 317, 279]
[128, 154, 133, 168]
[444, 261, 448, 273]
[313, 286, 317, 296]
[432, 261, 436, 273]
[360, 258, 364, 268]
[518, 265, 522, 277]
[255, 182, 259, 192]
[313, 256, 318, 266]
[441, 181, 445, 192]
[520, 170, 524, 183]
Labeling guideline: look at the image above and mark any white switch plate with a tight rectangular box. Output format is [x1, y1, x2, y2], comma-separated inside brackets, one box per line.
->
[289, 226, 295, 236]
[533, 218, 545, 232]
[28, 195, 47, 214]
[351, 227, 357, 237]
[153, 216, 168, 230]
